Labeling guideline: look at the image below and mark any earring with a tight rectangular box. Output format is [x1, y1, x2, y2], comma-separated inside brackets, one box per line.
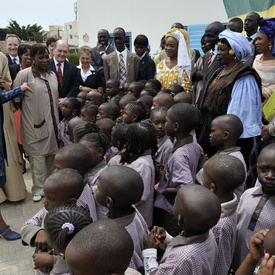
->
[234, 56, 237, 62]
[229, 49, 235, 55]
[269, 43, 272, 51]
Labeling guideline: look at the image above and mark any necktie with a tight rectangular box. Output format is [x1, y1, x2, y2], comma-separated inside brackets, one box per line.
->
[208, 52, 213, 68]
[119, 54, 126, 88]
[247, 37, 253, 42]
[13, 58, 17, 64]
[57, 63, 62, 86]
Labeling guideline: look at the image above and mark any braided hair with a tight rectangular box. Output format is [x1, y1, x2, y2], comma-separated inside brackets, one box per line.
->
[121, 122, 158, 164]
[80, 132, 110, 155]
[44, 204, 92, 254]
[73, 122, 99, 143]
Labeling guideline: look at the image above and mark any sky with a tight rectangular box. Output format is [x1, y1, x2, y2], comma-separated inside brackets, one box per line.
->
[1, 0, 77, 31]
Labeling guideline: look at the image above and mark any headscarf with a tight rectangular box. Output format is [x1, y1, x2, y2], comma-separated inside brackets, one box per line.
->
[257, 17, 275, 57]
[165, 28, 191, 68]
[218, 29, 252, 60]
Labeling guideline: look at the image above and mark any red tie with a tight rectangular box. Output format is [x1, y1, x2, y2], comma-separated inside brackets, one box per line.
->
[57, 63, 62, 86]
[208, 52, 213, 68]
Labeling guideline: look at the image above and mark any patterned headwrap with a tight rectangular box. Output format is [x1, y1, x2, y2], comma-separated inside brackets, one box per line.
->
[218, 29, 252, 60]
[257, 17, 275, 57]
[165, 28, 191, 68]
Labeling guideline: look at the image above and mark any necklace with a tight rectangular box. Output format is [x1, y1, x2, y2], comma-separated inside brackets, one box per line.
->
[210, 62, 239, 87]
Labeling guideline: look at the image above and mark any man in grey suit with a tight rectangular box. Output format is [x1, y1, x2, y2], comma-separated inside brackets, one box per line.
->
[103, 27, 140, 88]
[91, 29, 115, 83]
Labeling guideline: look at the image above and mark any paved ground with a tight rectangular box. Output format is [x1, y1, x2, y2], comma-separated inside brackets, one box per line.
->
[0, 161, 42, 275]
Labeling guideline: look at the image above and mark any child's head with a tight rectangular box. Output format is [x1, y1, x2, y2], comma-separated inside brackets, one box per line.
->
[159, 89, 172, 95]
[210, 114, 243, 149]
[150, 107, 168, 139]
[119, 94, 136, 116]
[173, 92, 192, 104]
[105, 79, 120, 98]
[153, 93, 174, 109]
[166, 103, 201, 137]
[44, 204, 92, 254]
[76, 91, 87, 107]
[173, 184, 221, 235]
[97, 102, 120, 121]
[264, 225, 275, 256]
[257, 144, 275, 196]
[80, 104, 98, 122]
[43, 168, 84, 211]
[203, 155, 245, 198]
[85, 91, 102, 106]
[140, 88, 157, 98]
[61, 97, 82, 118]
[79, 132, 109, 167]
[96, 166, 144, 210]
[109, 95, 121, 106]
[73, 122, 99, 143]
[127, 82, 143, 98]
[122, 101, 146, 124]
[96, 118, 115, 142]
[54, 144, 93, 177]
[137, 95, 153, 119]
[111, 123, 130, 150]
[68, 116, 82, 142]
[134, 34, 149, 58]
[122, 82, 130, 95]
[145, 79, 161, 93]
[65, 219, 134, 275]
[169, 84, 185, 95]
[122, 122, 158, 164]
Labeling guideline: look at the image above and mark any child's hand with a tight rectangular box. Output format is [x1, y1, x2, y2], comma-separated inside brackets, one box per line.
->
[198, 152, 208, 170]
[258, 253, 275, 275]
[116, 116, 123, 123]
[151, 226, 166, 243]
[261, 125, 273, 144]
[249, 229, 269, 261]
[35, 230, 50, 251]
[144, 233, 161, 249]
[32, 252, 54, 269]
[20, 83, 34, 93]
[162, 188, 178, 205]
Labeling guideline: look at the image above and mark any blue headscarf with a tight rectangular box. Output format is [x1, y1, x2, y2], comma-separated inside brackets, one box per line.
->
[218, 29, 252, 60]
[257, 17, 275, 57]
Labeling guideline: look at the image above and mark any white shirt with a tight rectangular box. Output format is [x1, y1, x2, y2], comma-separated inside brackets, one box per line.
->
[9, 54, 19, 64]
[245, 33, 257, 44]
[53, 57, 64, 74]
[116, 48, 128, 72]
[77, 64, 95, 82]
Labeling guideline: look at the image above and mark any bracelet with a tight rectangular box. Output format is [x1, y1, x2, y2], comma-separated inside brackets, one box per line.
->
[268, 124, 275, 137]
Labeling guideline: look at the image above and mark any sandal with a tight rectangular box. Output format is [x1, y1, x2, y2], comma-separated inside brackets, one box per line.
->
[0, 225, 21, 241]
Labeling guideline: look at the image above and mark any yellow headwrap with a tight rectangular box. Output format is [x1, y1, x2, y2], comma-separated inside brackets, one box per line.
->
[165, 28, 191, 68]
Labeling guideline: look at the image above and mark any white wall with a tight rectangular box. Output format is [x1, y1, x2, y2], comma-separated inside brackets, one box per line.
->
[77, 0, 228, 54]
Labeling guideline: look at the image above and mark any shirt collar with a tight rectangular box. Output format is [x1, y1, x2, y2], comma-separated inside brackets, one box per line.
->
[252, 186, 275, 207]
[53, 56, 64, 66]
[168, 231, 209, 247]
[140, 52, 146, 60]
[220, 193, 238, 218]
[89, 159, 106, 176]
[113, 207, 136, 227]
[157, 135, 169, 147]
[9, 54, 19, 61]
[77, 64, 95, 71]
[170, 135, 193, 153]
[116, 48, 127, 57]
[217, 147, 241, 155]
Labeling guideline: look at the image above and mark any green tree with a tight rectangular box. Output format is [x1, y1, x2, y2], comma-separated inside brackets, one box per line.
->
[5, 19, 45, 42]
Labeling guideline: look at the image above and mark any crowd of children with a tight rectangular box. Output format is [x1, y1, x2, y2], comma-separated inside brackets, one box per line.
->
[20, 78, 275, 275]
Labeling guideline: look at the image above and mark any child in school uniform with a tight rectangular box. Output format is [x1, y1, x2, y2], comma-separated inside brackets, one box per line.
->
[203, 154, 246, 275]
[21, 169, 85, 274]
[109, 122, 158, 227]
[96, 166, 149, 272]
[96, 102, 120, 121]
[233, 143, 275, 271]
[137, 95, 153, 122]
[79, 132, 109, 219]
[128, 82, 143, 98]
[122, 101, 147, 124]
[105, 79, 121, 101]
[32, 204, 92, 275]
[152, 93, 174, 109]
[154, 103, 202, 236]
[117, 94, 136, 123]
[143, 184, 221, 275]
[80, 104, 98, 122]
[65, 219, 141, 275]
[58, 97, 82, 148]
[150, 107, 173, 182]
[54, 144, 97, 222]
[73, 121, 99, 143]
[85, 90, 102, 107]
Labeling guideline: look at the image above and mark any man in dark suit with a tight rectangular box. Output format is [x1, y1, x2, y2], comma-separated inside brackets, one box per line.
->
[5, 34, 20, 65]
[103, 27, 140, 88]
[91, 29, 115, 83]
[48, 40, 78, 103]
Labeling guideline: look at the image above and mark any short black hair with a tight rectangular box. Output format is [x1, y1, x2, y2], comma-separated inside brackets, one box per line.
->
[169, 84, 185, 95]
[30, 44, 49, 58]
[134, 34, 149, 47]
[106, 78, 120, 88]
[81, 104, 98, 117]
[150, 106, 168, 119]
[96, 118, 115, 138]
[113, 27, 126, 36]
[138, 95, 153, 109]
[99, 102, 120, 120]
[141, 88, 157, 97]
[80, 132, 110, 154]
[46, 37, 57, 47]
[126, 101, 146, 122]
[66, 97, 82, 115]
[146, 79, 161, 92]
[171, 22, 184, 29]
[18, 44, 31, 58]
[168, 103, 201, 133]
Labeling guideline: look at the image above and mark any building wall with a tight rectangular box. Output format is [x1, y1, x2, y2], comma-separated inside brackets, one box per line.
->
[61, 21, 79, 46]
[48, 25, 63, 40]
[77, 0, 228, 55]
